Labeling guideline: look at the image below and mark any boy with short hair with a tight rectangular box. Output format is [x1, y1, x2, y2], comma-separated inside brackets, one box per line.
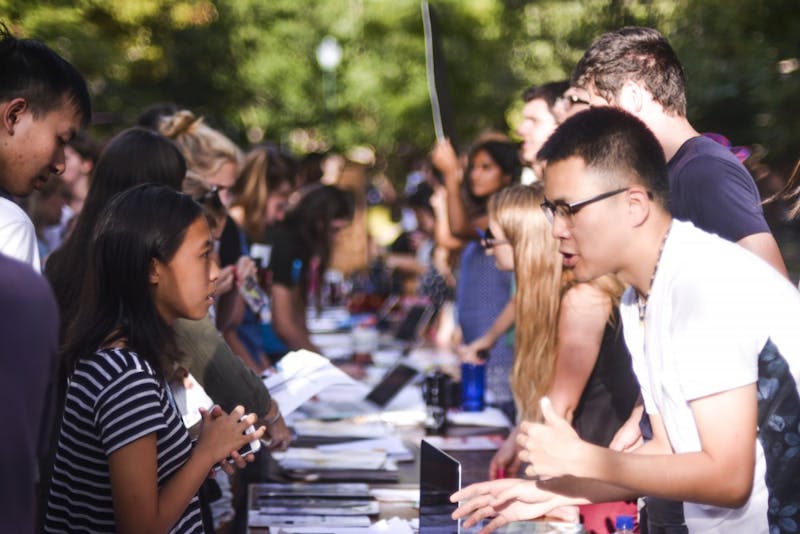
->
[0, 24, 91, 271]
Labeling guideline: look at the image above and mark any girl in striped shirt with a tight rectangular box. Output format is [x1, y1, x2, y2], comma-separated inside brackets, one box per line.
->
[45, 184, 265, 533]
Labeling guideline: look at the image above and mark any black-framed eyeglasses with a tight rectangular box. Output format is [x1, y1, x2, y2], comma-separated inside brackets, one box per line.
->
[194, 185, 223, 210]
[477, 226, 510, 250]
[566, 94, 591, 107]
[540, 187, 629, 226]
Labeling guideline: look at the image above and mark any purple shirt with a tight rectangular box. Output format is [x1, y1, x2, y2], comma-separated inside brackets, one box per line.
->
[0, 253, 59, 533]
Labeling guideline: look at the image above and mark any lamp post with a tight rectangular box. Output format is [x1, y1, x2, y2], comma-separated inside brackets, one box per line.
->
[316, 36, 342, 113]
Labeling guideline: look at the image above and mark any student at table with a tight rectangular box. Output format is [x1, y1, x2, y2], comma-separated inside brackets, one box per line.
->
[482, 184, 639, 531]
[431, 137, 521, 421]
[265, 183, 354, 357]
[45, 184, 265, 533]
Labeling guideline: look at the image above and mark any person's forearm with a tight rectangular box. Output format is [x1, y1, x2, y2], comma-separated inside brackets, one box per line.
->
[736, 232, 788, 278]
[149, 450, 215, 534]
[433, 206, 465, 250]
[175, 317, 271, 416]
[221, 330, 265, 374]
[484, 298, 515, 343]
[537, 476, 639, 505]
[273, 312, 316, 352]
[570, 440, 750, 507]
[443, 173, 477, 239]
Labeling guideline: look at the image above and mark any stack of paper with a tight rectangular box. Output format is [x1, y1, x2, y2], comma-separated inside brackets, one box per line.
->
[292, 419, 395, 439]
[272, 448, 391, 471]
[248, 482, 382, 531]
[263, 350, 360, 415]
[447, 406, 512, 428]
[316, 436, 414, 462]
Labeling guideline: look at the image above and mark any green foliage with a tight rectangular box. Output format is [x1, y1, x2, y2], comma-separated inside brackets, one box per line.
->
[3, 0, 798, 178]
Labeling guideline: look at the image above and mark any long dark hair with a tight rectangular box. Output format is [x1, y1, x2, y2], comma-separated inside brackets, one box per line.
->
[462, 139, 522, 216]
[46, 128, 187, 336]
[61, 184, 203, 376]
[283, 184, 354, 298]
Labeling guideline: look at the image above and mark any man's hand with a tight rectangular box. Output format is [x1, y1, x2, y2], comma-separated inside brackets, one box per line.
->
[488, 428, 521, 480]
[262, 412, 291, 451]
[457, 334, 493, 365]
[431, 138, 461, 179]
[517, 397, 585, 479]
[609, 404, 644, 452]
[451, 478, 578, 534]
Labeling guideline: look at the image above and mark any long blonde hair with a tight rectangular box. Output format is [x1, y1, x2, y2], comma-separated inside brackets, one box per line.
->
[158, 110, 242, 187]
[488, 184, 624, 422]
[230, 145, 296, 243]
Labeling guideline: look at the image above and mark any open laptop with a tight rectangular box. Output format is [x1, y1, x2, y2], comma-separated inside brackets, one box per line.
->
[301, 362, 419, 419]
[376, 301, 435, 354]
[420, 439, 461, 533]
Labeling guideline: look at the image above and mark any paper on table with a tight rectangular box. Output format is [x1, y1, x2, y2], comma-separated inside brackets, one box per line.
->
[248, 512, 371, 528]
[369, 488, 420, 502]
[310, 332, 354, 360]
[272, 448, 389, 470]
[293, 419, 394, 439]
[263, 350, 359, 415]
[316, 436, 413, 462]
[256, 501, 380, 516]
[274, 517, 415, 534]
[447, 406, 512, 428]
[422, 434, 505, 451]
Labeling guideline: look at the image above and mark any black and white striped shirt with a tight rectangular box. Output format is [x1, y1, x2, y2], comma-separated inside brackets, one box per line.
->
[45, 347, 203, 533]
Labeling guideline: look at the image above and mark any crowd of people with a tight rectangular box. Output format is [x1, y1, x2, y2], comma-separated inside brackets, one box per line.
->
[2, 19, 800, 534]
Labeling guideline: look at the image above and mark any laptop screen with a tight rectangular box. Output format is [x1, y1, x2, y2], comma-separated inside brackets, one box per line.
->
[394, 304, 433, 342]
[419, 439, 461, 533]
[364, 363, 418, 407]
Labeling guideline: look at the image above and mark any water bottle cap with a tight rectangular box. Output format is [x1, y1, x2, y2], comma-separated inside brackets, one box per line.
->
[615, 515, 635, 530]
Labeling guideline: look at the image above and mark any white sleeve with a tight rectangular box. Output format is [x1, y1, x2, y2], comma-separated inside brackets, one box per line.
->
[0, 218, 41, 272]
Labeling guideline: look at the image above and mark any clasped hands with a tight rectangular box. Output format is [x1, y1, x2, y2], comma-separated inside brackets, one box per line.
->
[450, 397, 587, 534]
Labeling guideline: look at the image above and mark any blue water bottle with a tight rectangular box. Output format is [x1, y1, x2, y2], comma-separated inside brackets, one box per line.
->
[460, 363, 485, 411]
[613, 515, 635, 533]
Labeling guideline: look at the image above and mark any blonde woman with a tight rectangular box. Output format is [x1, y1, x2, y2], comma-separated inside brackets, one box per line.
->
[159, 110, 242, 207]
[159, 111, 268, 372]
[484, 184, 639, 531]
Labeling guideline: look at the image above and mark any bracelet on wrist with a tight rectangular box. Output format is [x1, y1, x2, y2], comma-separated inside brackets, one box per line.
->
[265, 402, 282, 425]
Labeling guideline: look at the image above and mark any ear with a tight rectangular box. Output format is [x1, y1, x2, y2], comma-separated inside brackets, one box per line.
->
[617, 81, 645, 114]
[2, 98, 28, 135]
[626, 186, 652, 228]
[80, 159, 94, 176]
[149, 258, 162, 285]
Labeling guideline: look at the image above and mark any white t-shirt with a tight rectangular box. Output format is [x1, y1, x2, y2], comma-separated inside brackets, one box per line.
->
[0, 196, 40, 272]
[620, 219, 800, 533]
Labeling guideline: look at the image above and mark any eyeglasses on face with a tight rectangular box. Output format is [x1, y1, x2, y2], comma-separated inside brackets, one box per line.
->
[194, 185, 223, 210]
[566, 94, 591, 107]
[477, 226, 510, 250]
[540, 187, 629, 225]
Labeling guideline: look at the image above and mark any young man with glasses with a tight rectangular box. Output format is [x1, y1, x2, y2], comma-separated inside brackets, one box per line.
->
[569, 27, 789, 532]
[452, 107, 800, 534]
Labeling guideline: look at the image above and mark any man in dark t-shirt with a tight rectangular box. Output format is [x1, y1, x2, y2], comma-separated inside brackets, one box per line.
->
[668, 135, 770, 242]
[0, 254, 59, 533]
[568, 27, 787, 278]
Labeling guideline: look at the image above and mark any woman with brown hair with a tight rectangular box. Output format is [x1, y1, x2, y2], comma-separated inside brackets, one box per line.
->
[228, 143, 296, 244]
